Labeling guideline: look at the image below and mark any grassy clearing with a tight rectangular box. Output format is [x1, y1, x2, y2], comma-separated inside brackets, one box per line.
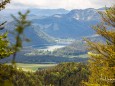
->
[8, 63, 57, 72]
[61, 54, 89, 58]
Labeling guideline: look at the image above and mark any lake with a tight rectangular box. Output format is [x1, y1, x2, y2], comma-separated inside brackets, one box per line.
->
[29, 44, 66, 51]
[39, 45, 66, 51]
[22, 44, 68, 52]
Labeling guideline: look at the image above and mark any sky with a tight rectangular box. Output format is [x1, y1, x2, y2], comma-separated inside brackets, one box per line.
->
[6, 0, 115, 10]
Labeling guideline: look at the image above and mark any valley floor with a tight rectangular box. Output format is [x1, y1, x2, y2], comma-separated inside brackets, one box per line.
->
[8, 63, 57, 72]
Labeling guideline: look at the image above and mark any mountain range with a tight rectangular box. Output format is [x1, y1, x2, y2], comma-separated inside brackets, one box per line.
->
[0, 8, 105, 63]
[0, 8, 104, 46]
[31, 8, 103, 39]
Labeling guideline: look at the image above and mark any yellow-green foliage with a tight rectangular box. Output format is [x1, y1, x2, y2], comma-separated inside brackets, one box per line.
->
[0, 0, 13, 59]
[0, 32, 13, 59]
[0, 64, 13, 86]
[85, 6, 115, 86]
[0, 64, 43, 86]
[36, 62, 89, 86]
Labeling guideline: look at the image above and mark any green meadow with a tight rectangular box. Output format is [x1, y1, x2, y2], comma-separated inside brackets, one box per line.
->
[8, 63, 57, 72]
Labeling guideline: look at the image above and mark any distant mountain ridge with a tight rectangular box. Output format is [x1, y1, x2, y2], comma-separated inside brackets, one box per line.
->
[0, 8, 105, 47]
[66, 8, 100, 21]
[31, 8, 103, 39]
[0, 8, 69, 21]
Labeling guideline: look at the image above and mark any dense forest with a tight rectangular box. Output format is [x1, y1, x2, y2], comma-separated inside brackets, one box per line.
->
[36, 62, 89, 86]
[0, 1, 115, 86]
[0, 62, 89, 86]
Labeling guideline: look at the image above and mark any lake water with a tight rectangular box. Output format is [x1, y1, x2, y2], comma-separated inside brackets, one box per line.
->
[39, 45, 66, 51]
[23, 44, 68, 52]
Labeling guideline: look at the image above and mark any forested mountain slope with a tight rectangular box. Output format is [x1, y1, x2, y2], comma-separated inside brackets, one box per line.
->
[32, 8, 103, 38]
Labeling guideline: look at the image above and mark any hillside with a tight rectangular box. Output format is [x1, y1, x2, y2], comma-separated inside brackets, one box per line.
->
[31, 8, 102, 39]
[1, 22, 56, 47]
[0, 8, 105, 64]
[52, 35, 104, 57]
[23, 35, 104, 59]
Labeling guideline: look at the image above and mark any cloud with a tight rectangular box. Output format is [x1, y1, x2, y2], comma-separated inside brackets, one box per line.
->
[6, 0, 115, 10]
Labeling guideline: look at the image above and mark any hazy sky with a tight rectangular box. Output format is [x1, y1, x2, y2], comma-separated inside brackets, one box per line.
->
[6, 0, 115, 10]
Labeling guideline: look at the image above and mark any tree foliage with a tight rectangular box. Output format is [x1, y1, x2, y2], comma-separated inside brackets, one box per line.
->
[0, 0, 10, 10]
[0, 64, 42, 86]
[0, 1, 33, 86]
[11, 11, 31, 64]
[0, 32, 13, 59]
[0, 0, 13, 59]
[85, 6, 115, 86]
[36, 62, 89, 86]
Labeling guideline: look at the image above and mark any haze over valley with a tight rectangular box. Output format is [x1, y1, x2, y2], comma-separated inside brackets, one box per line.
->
[0, 7, 104, 64]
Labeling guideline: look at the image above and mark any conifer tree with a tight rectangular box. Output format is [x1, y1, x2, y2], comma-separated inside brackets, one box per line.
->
[0, 1, 13, 86]
[0, 32, 13, 59]
[85, 6, 115, 86]
[11, 11, 31, 65]
[0, 0, 13, 59]
[0, 0, 10, 10]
